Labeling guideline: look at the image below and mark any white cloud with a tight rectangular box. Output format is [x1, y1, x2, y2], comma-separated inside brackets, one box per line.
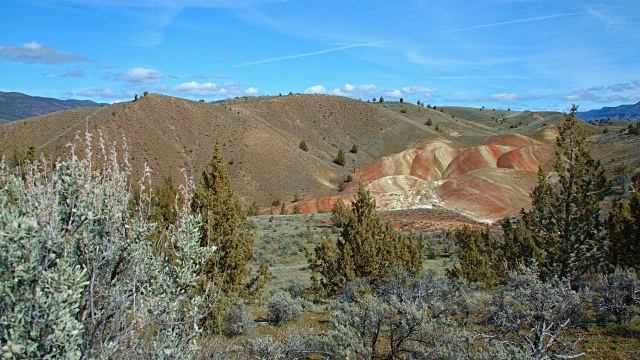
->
[401, 86, 438, 98]
[382, 85, 439, 99]
[491, 93, 520, 102]
[562, 80, 640, 103]
[562, 90, 639, 103]
[118, 67, 164, 84]
[384, 89, 403, 98]
[331, 83, 377, 98]
[449, 92, 541, 104]
[245, 87, 259, 95]
[168, 81, 227, 96]
[305, 85, 327, 94]
[75, 88, 134, 100]
[162, 81, 259, 97]
[0, 41, 87, 64]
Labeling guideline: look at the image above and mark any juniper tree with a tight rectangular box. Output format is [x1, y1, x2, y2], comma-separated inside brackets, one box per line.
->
[151, 175, 178, 227]
[504, 105, 608, 284]
[246, 201, 260, 216]
[308, 186, 423, 296]
[334, 148, 347, 166]
[299, 140, 309, 152]
[191, 144, 268, 297]
[331, 197, 351, 228]
[606, 173, 640, 272]
[446, 226, 505, 288]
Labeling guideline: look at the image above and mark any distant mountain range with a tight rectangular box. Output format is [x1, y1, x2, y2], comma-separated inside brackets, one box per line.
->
[0, 91, 102, 124]
[577, 101, 640, 121]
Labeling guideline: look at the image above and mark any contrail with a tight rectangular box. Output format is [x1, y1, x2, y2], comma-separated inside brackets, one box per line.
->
[431, 12, 587, 34]
[423, 76, 538, 79]
[234, 42, 387, 67]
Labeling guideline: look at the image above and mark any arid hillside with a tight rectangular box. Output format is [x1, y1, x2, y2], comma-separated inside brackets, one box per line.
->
[0, 94, 444, 206]
[286, 134, 556, 223]
[2, 94, 637, 222]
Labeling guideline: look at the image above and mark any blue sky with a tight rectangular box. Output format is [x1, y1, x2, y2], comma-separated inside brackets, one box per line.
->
[1, 0, 639, 111]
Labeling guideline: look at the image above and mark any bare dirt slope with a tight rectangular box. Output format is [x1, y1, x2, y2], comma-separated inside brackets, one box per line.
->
[0, 94, 442, 206]
[289, 134, 556, 223]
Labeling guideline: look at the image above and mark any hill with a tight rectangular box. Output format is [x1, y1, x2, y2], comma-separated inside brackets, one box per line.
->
[0, 91, 102, 124]
[1, 94, 637, 224]
[577, 101, 640, 121]
[0, 94, 445, 206]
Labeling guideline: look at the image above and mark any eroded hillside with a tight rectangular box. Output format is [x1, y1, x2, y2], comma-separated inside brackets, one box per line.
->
[2, 94, 637, 224]
[287, 134, 557, 223]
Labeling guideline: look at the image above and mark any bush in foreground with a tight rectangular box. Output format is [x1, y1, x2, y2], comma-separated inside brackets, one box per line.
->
[0, 134, 216, 358]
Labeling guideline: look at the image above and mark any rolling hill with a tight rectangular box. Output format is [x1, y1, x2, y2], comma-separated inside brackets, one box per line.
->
[0, 91, 102, 124]
[0, 94, 445, 206]
[1, 93, 637, 224]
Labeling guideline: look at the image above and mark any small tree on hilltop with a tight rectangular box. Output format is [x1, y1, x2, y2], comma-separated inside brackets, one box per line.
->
[299, 140, 309, 152]
[350, 144, 358, 154]
[379, 97, 384, 103]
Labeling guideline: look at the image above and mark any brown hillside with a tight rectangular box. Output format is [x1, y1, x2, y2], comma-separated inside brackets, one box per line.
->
[0, 94, 438, 206]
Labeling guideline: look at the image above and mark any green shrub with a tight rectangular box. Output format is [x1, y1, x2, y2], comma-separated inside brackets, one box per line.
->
[324, 271, 473, 359]
[223, 300, 255, 336]
[334, 148, 346, 166]
[266, 291, 303, 325]
[591, 269, 639, 324]
[482, 264, 583, 359]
